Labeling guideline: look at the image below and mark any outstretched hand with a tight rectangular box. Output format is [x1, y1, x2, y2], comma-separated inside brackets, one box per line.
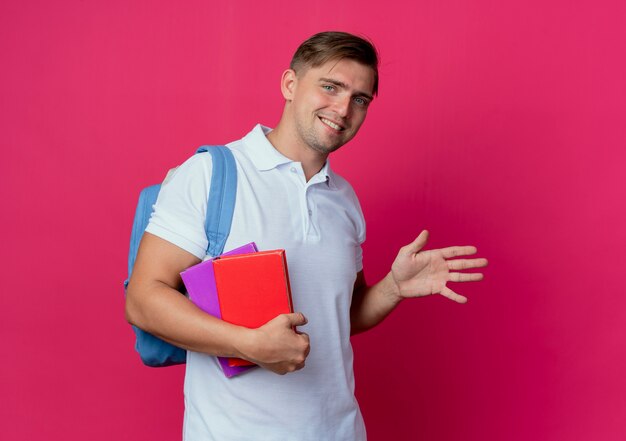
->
[390, 230, 488, 303]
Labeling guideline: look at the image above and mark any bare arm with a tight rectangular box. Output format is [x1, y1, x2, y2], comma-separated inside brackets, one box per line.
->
[350, 271, 402, 335]
[125, 232, 310, 374]
[350, 230, 488, 335]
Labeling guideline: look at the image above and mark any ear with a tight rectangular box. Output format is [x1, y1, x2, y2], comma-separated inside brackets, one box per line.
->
[280, 69, 297, 101]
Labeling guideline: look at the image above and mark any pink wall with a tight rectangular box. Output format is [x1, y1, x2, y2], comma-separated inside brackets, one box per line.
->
[2, 1, 625, 439]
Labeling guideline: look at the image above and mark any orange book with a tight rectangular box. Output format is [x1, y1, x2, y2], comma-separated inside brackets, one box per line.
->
[212, 249, 294, 367]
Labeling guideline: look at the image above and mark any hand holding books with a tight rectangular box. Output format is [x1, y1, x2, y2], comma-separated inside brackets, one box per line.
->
[181, 243, 309, 377]
[237, 312, 310, 375]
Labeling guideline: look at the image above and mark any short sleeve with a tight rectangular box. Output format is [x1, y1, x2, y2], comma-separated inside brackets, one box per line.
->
[145, 153, 214, 260]
[355, 244, 364, 273]
[352, 191, 366, 273]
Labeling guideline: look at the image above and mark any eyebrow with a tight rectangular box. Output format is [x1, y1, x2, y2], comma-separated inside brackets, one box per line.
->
[318, 77, 373, 101]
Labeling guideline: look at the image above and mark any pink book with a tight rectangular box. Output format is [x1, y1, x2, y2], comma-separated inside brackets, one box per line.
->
[180, 242, 258, 377]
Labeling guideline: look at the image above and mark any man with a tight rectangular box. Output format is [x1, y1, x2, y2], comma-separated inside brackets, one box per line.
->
[126, 31, 487, 440]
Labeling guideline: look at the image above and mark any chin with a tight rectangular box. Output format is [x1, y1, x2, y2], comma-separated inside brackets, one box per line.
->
[309, 140, 344, 155]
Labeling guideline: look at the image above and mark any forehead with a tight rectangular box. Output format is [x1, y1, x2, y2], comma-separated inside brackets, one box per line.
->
[301, 58, 376, 95]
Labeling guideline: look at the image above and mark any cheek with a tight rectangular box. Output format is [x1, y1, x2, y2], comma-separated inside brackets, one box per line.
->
[351, 111, 368, 130]
[295, 92, 326, 115]
[308, 89, 333, 108]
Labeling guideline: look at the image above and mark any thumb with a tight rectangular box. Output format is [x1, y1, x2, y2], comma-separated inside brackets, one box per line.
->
[403, 230, 429, 255]
[284, 312, 308, 327]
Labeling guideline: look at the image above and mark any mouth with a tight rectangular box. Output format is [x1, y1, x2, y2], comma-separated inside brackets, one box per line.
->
[319, 116, 345, 132]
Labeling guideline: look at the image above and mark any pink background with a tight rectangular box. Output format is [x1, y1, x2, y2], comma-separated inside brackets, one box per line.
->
[2, 1, 625, 439]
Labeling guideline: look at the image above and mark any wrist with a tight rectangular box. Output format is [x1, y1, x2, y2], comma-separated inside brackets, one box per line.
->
[383, 272, 404, 305]
[231, 326, 258, 362]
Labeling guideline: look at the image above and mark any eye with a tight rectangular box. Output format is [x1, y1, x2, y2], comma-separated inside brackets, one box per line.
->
[322, 84, 335, 92]
[353, 96, 369, 107]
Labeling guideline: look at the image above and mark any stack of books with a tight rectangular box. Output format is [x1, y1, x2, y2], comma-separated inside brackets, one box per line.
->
[180, 243, 294, 377]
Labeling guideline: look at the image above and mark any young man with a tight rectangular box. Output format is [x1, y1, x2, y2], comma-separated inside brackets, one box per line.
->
[126, 31, 487, 440]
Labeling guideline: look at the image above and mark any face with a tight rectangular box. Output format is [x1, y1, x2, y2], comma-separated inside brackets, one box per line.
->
[283, 58, 376, 156]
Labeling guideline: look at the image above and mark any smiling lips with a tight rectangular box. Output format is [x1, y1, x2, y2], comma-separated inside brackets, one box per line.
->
[319, 116, 345, 132]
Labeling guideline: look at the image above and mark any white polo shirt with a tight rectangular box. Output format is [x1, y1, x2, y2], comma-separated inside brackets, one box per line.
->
[146, 124, 367, 441]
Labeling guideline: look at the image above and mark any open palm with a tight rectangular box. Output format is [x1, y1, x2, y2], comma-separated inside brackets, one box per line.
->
[390, 230, 488, 303]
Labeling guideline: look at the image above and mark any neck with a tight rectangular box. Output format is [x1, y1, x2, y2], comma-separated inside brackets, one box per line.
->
[266, 121, 328, 182]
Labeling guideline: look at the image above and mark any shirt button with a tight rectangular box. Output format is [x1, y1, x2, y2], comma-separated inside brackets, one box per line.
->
[290, 167, 297, 173]
[308, 209, 312, 216]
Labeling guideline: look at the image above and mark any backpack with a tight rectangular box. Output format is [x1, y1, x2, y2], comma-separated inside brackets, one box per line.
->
[124, 145, 237, 367]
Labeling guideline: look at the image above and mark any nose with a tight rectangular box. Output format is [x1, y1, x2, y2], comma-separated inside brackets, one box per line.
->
[332, 95, 351, 119]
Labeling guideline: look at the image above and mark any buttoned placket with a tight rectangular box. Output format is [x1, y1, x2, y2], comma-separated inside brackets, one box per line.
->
[286, 163, 325, 242]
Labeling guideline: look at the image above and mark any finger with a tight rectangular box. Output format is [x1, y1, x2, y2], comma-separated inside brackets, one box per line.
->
[301, 335, 311, 357]
[441, 246, 477, 259]
[447, 258, 488, 270]
[402, 230, 429, 255]
[449, 272, 484, 282]
[285, 312, 308, 327]
[294, 361, 305, 371]
[440, 286, 468, 303]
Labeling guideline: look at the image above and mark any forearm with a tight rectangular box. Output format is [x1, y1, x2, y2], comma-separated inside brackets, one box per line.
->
[350, 272, 403, 335]
[125, 279, 252, 359]
[125, 233, 309, 374]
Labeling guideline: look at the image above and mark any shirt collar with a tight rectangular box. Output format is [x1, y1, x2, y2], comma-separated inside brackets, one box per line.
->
[315, 160, 338, 190]
[243, 124, 293, 171]
[243, 124, 338, 190]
